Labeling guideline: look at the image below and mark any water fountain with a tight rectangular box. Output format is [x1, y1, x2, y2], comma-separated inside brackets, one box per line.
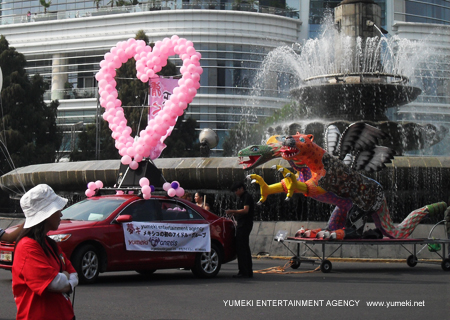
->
[257, 0, 447, 154]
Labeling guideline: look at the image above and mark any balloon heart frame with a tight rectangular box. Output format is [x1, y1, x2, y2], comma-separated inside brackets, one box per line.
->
[95, 35, 202, 170]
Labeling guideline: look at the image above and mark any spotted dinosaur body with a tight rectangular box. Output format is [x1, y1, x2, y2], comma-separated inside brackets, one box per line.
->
[281, 133, 384, 213]
[238, 123, 440, 239]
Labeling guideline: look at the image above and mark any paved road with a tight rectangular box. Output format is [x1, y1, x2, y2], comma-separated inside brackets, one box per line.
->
[0, 258, 448, 320]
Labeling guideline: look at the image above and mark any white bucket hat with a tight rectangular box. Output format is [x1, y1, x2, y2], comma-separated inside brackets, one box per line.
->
[20, 184, 68, 228]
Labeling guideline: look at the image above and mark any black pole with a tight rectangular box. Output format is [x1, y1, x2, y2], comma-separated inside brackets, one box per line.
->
[95, 82, 100, 160]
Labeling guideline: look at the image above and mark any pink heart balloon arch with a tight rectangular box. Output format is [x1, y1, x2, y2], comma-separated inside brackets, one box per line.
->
[95, 35, 202, 169]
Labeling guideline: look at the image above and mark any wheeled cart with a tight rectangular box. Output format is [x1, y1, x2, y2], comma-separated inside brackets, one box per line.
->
[274, 232, 450, 273]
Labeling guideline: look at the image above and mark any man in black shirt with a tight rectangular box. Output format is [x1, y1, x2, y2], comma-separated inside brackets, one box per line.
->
[225, 181, 254, 278]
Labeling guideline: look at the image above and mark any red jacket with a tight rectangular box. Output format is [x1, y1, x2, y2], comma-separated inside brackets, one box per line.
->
[12, 237, 75, 320]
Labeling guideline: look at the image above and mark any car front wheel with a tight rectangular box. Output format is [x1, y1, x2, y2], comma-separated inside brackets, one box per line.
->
[72, 244, 100, 284]
[191, 243, 222, 278]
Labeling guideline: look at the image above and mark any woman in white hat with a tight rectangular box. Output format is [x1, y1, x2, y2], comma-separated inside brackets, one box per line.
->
[12, 184, 78, 320]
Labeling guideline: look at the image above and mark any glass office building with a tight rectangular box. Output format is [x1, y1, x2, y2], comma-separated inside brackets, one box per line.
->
[390, 0, 450, 154]
[0, 0, 448, 155]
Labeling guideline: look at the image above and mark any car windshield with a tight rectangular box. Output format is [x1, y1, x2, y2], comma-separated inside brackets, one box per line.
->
[62, 198, 127, 221]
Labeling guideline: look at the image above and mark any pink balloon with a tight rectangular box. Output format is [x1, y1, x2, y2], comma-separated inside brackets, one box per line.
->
[143, 193, 151, 200]
[174, 106, 184, 117]
[119, 148, 126, 156]
[177, 92, 186, 102]
[175, 187, 185, 197]
[183, 59, 193, 67]
[179, 101, 188, 110]
[170, 95, 179, 104]
[96, 72, 105, 81]
[116, 190, 124, 195]
[146, 69, 155, 78]
[187, 64, 197, 73]
[127, 147, 135, 156]
[140, 74, 149, 82]
[135, 145, 144, 155]
[152, 56, 161, 65]
[155, 116, 164, 125]
[141, 185, 151, 194]
[167, 188, 176, 197]
[121, 155, 132, 165]
[163, 182, 171, 191]
[155, 126, 167, 136]
[188, 87, 197, 96]
[152, 47, 161, 56]
[161, 122, 170, 131]
[191, 54, 200, 62]
[85, 189, 95, 197]
[139, 177, 150, 187]
[151, 133, 162, 142]
[95, 180, 104, 189]
[185, 79, 194, 88]
[129, 161, 139, 170]
[162, 113, 172, 123]
[144, 135, 153, 145]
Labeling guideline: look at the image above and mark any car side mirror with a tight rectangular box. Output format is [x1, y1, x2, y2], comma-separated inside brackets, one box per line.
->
[115, 215, 132, 223]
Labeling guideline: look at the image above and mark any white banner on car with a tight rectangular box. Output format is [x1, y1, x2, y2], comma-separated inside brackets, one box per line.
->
[123, 222, 211, 252]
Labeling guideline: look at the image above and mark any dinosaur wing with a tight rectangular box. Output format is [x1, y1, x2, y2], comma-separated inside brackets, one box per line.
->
[325, 125, 341, 156]
[354, 146, 395, 172]
[338, 122, 387, 160]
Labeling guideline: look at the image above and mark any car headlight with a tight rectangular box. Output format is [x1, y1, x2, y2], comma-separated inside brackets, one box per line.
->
[48, 234, 71, 242]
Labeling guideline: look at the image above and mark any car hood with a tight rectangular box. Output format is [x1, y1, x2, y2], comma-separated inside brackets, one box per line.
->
[49, 219, 102, 234]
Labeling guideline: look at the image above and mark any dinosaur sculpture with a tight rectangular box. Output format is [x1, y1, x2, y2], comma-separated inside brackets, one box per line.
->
[238, 123, 447, 239]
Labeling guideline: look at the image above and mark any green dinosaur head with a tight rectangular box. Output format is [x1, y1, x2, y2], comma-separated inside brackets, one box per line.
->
[238, 135, 284, 170]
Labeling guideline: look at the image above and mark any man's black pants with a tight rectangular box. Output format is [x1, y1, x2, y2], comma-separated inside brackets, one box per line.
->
[235, 222, 253, 276]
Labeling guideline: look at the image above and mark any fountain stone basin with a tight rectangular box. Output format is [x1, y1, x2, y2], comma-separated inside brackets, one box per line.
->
[0, 158, 449, 224]
[291, 82, 422, 122]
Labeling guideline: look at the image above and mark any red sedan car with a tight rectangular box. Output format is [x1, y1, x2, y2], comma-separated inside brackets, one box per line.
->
[0, 195, 236, 284]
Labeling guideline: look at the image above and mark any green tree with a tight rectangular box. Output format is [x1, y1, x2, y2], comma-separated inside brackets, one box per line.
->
[0, 35, 62, 174]
[108, 0, 136, 7]
[222, 119, 263, 156]
[261, 102, 308, 126]
[161, 114, 200, 157]
[70, 120, 119, 161]
[221, 103, 308, 156]
[39, 0, 52, 13]
[93, 0, 102, 9]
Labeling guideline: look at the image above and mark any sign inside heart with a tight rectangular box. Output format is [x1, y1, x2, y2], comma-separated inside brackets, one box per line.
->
[95, 35, 202, 169]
